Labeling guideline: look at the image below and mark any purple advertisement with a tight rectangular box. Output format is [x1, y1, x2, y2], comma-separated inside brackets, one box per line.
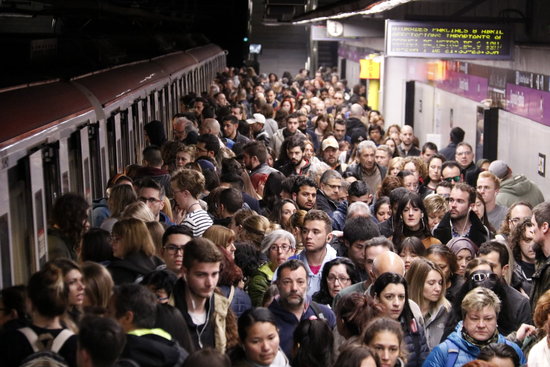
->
[436, 70, 489, 102]
[506, 84, 550, 126]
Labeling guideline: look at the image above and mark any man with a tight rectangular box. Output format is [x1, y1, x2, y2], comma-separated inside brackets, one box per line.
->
[342, 216, 382, 281]
[435, 181, 453, 198]
[441, 161, 463, 186]
[476, 171, 507, 230]
[199, 118, 221, 136]
[110, 284, 188, 367]
[242, 141, 278, 190]
[196, 134, 220, 163]
[345, 140, 387, 193]
[439, 126, 465, 161]
[269, 260, 336, 357]
[134, 146, 172, 196]
[434, 183, 490, 247]
[421, 142, 438, 163]
[160, 225, 193, 275]
[489, 160, 545, 208]
[77, 315, 126, 367]
[530, 201, 550, 309]
[271, 112, 305, 158]
[291, 176, 317, 211]
[332, 180, 374, 231]
[279, 135, 310, 177]
[172, 114, 198, 145]
[478, 241, 533, 334]
[290, 210, 338, 297]
[221, 115, 249, 146]
[172, 238, 234, 353]
[333, 119, 349, 142]
[137, 178, 172, 225]
[321, 136, 344, 173]
[265, 88, 279, 109]
[375, 145, 392, 169]
[171, 169, 213, 237]
[398, 125, 421, 157]
[247, 113, 271, 146]
[213, 187, 244, 226]
[345, 103, 367, 137]
[455, 142, 479, 186]
[316, 170, 342, 217]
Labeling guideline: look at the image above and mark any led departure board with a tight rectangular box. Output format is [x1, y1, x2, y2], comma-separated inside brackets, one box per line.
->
[385, 20, 513, 60]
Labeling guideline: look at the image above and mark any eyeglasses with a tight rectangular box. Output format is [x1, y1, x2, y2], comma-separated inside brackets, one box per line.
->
[509, 217, 531, 225]
[327, 275, 351, 284]
[471, 272, 498, 283]
[164, 244, 185, 254]
[444, 175, 461, 183]
[270, 244, 291, 253]
[139, 197, 162, 204]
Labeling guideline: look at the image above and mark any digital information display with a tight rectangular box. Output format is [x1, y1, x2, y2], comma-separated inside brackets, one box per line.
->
[385, 20, 513, 60]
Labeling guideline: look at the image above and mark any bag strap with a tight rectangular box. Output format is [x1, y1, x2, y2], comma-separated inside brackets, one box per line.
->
[51, 329, 74, 353]
[444, 339, 459, 367]
[227, 286, 236, 304]
[309, 301, 326, 320]
[18, 327, 74, 353]
[18, 327, 40, 353]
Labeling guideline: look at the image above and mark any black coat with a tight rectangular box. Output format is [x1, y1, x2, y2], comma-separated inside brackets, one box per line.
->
[108, 252, 164, 285]
[433, 210, 490, 247]
[121, 333, 188, 367]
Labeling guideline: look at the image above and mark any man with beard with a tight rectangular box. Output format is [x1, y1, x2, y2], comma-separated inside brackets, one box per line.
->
[530, 201, 550, 309]
[321, 136, 345, 174]
[291, 176, 317, 212]
[271, 112, 305, 158]
[279, 134, 310, 177]
[434, 183, 490, 247]
[345, 140, 387, 193]
[269, 259, 336, 358]
[398, 125, 421, 157]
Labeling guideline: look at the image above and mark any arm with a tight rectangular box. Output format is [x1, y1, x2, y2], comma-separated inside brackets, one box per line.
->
[422, 344, 447, 367]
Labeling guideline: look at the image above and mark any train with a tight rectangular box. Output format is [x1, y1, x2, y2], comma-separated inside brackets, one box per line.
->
[0, 43, 226, 287]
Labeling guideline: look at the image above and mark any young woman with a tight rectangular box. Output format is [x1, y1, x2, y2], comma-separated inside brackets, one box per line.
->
[391, 192, 440, 251]
[423, 194, 448, 233]
[312, 258, 360, 307]
[229, 307, 289, 367]
[50, 258, 85, 328]
[100, 184, 137, 233]
[269, 199, 298, 232]
[374, 196, 392, 224]
[385, 124, 402, 146]
[383, 137, 399, 158]
[363, 317, 406, 367]
[370, 273, 430, 367]
[445, 237, 477, 277]
[425, 244, 464, 304]
[81, 261, 114, 315]
[292, 319, 334, 367]
[398, 237, 427, 273]
[402, 157, 428, 194]
[388, 157, 404, 176]
[472, 192, 496, 236]
[405, 258, 452, 349]
[312, 114, 333, 147]
[334, 345, 379, 367]
[335, 292, 380, 350]
[203, 225, 237, 260]
[425, 155, 445, 194]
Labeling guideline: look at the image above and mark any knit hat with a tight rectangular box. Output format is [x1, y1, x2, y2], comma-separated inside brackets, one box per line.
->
[446, 237, 478, 257]
[488, 160, 509, 180]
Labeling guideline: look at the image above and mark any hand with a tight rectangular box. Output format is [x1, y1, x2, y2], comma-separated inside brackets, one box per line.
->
[173, 205, 185, 224]
[516, 324, 536, 342]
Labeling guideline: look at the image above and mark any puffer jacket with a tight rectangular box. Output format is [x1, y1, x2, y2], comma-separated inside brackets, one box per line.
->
[422, 322, 525, 367]
[496, 175, 545, 208]
[248, 263, 274, 307]
[402, 318, 430, 367]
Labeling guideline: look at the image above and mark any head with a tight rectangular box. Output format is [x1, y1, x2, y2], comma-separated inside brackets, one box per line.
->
[111, 218, 156, 259]
[196, 134, 220, 160]
[500, 201, 533, 236]
[302, 210, 333, 253]
[372, 248, 404, 280]
[292, 176, 318, 211]
[110, 284, 157, 332]
[488, 160, 511, 181]
[0, 286, 28, 327]
[321, 137, 340, 168]
[320, 169, 343, 201]
[357, 140, 377, 171]
[388, 157, 404, 176]
[142, 145, 164, 168]
[421, 142, 438, 163]
[461, 287, 501, 341]
[333, 345, 378, 367]
[320, 258, 360, 299]
[81, 261, 114, 310]
[237, 308, 280, 366]
[348, 180, 373, 205]
[182, 238, 223, 300]
[455, 142, 474, 168]
[531, 201, 550, 257]
[400, 125, 414, 147]
[242, 141, 268, 170]
[446, 237, 477, 276]
[435, 181, 453, 198]
[78, 315, 126, 367]
[171, 169, 206, 206]
[160, 225, 193, 274]
[449, 183, 476, 221]
[398, 237, 426, 272]
[375, 145, 392, 168]
[476, 171, 500, 207]
[509, 218, 536, 264]
[108, 184, 137, 217]
[334, 292, 379, 339]
[423, 194, 448, 231]
[450, 127, 465, 144]
[533, 289, 550, 335]
[276, 259, 309, 311]
[426, 244, 458, 281]
[261, 229, 296, 267]
[405, 258, 448, 312]
[343, 216, 381, 268]
[478, 343, 521, 367]
[362, 318, 404, 367]
[374, 197, 392, 223]
[478, 241, 511, 281]
[241, 214, 271, 247]
[427, 154, 445, 183]
[286, 112, 300, 133]
[51, 193, 90, 249]
[394, 192, 430, 235]
[81, 228, 113, 263]
[137, 178, 165, 218]
[293, 318, 335, 367]
[333, 119, 346, 141]
[203, 225, 237, 259]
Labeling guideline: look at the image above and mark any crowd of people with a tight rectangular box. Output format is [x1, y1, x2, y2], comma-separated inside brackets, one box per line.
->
[1, 66, 550, 367]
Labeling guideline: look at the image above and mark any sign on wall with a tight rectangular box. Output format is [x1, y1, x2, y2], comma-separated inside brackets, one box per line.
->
[385, 20, 513, 60]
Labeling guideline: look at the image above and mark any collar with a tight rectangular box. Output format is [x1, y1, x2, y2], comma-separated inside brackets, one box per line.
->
[128, 328, 172, 340]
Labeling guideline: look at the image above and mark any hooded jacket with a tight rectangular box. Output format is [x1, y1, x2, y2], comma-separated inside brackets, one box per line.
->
[121, 329, 188, 367]
[422, 322, 525, 367]
[433, 211, 490, 247]
[108, 252, 164, 285]
[496, 175, 545, 208]
[530, 254, 550, 310]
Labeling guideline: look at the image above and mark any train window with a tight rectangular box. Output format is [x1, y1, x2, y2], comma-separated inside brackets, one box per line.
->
[120, 110, 130, 168]
[0, 213, 11, 287]
[106, 116, 117, 177]
[42, 144, 61, 216]
[68, 132, 84, 195]
[133, 102, 144, 163]
[88, 123, 104, 199]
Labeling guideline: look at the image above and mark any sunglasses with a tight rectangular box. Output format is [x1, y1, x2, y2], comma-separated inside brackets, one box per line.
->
[471, 272, 498, 283]
[444, 175, 461, 183]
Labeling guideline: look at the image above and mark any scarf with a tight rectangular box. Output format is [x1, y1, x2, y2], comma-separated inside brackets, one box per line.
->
[461, 327, 499, 348]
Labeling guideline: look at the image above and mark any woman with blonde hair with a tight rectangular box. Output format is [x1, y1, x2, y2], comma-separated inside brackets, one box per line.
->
[121, 200, 156, 222]
[239, 214, 273, 249]
[388, 157, 404, 176]
[405, 258, 451, 349]
[107, 218, 163, 285]
[203, 225, 237, 260]
[100, 183, 137, 232]
[146, 221, 165, 255]
[81, 261, 114, 313]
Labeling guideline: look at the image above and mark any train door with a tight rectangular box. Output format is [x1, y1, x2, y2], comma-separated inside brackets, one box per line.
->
[42, 142, 61, 217]
[106, 114, 123, 178]
[0, 168, 13, 287]
[29, 151, 48, 269]
[126, 107, 136, 166]
[68, 129, 84, 195]
[88, 122, 105, 199]
[154, 90, 160, 121]
[79, 126, 92, 203]
[135, 100, 145, 162]
[58, 138, 70, 194]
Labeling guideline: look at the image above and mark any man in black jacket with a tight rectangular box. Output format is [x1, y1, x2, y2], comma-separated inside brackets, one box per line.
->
[316, 169, 342, 218]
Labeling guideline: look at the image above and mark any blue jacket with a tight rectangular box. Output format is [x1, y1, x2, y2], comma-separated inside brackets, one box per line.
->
[268, 297, 336, 358]
[422, 322, 525, 367]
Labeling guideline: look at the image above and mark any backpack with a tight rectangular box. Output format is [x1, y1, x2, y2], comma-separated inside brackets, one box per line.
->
[309, 301, 327, 321]
[18, 327, 74, 367]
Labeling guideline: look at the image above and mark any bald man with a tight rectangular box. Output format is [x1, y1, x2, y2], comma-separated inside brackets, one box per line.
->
[398, 125, 421, 157]
[199, 118, 221, 136]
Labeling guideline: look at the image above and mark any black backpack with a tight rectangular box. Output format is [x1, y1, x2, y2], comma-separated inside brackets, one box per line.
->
[18, 327, 74, 367]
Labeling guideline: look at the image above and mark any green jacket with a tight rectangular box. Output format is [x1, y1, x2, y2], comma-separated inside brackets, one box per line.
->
[530, 255, 550, 310]
[248, 263, 274, 307]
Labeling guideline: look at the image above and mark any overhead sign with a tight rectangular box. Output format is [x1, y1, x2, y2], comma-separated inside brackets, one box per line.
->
[385, 20, 513, 60]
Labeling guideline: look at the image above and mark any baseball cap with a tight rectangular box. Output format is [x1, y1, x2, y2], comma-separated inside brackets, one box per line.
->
[322, 136, 339, 151]
[246, 113, 266, 125]
[488, 160, 509, 180]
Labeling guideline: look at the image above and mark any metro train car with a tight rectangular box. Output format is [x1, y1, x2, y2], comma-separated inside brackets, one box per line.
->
[0, 43, 226, 287]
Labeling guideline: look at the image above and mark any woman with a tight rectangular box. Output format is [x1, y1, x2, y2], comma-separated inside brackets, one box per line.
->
[385, 124, 402, 146]
[175, 145, 196, 170]
[362, 317, 406, 367]
[334, 292, 380, 349]
[0, 286, 29, 331]
[423, 287, 525, 367]
[528, 289, 550, 367]
[388, 157, 404, 176]
[446, 237, 477, 277]
[0, 263, 78, 367]
[334, 345, 379, 367]
[402, 157, 428, 195]
[391, 192, 440, 251]
[400, 170, 419, 193]
[229, 307, 289, 367]
[374, 197, 392, 224]
[398, 237, 427, 273]
[270, 199, 298, 232]
[312, 258, 360, 307]
[370, 273, 430, 367]
[426, 244, 464, 303]
[240, 214, 273, 249]
[248, 230, 296, 306]
[204, 225, 237, 260]
[311, 114, 333, 148]
[508, 218, 535, 294]
[48, 193, 90, 261]
[50, 258, 86, 328]
[80, 228, 113, 264]
[425, 155, 445, 194]
[292, 319, 334, 367]
[100, 184, 137, 232]
[260, 172, 286, 217]
[472, 192, 496, 236]
[107, 218, 164, 285]
[303, 140, 321, 165]
[423, 194, 448, 232]
[121, 201, 156, 223]
[405, 258, 452, 349]
[81, 261, 114, 314]
[383, 137, 399, 158]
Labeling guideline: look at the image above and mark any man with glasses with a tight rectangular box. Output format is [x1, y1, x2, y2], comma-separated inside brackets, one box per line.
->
[269, 259, 336, 358]
[316, 169, 342, 218]
[137, 178, 173, 225]
[160, 225, 193, 275]
[434, 183, 490, 247]
[455, 142, 479, 186]
[441, 161, 463, 186]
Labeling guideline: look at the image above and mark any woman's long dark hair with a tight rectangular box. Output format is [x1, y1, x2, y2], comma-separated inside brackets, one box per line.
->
[292, 318, 334, 367]
[50, 193, 89, 252]
[370, 272, 415, 333]
[392, 192, 432, 251]
[312, 258, 360, 306]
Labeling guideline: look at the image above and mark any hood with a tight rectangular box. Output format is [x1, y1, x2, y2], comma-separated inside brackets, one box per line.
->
[123, 333, 185, 367]
[500, 175, 533, 195]
[110, 252, 164, 275]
